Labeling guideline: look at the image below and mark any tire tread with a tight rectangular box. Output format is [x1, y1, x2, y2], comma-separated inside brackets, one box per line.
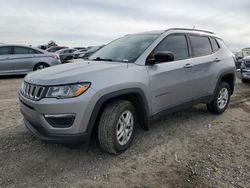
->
[98, 100, 132, 154]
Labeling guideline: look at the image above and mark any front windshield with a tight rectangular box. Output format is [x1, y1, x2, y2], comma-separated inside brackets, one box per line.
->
[88, 46, 100, 53]
[89, 34, 159, 62]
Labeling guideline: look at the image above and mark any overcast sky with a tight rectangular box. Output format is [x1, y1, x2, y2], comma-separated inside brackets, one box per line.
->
[0, 0, 249, 51]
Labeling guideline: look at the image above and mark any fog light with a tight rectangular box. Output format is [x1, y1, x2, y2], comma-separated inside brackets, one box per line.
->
[44, 114, 75, 128]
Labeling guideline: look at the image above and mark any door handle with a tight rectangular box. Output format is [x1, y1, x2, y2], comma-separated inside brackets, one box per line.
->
[214, 58, 221, 62]
[183, 63, 193, 68]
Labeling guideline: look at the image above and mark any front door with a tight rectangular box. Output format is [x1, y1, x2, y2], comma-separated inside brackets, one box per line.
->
[147, 34, 194, 114]
[0, 46, 14, 74]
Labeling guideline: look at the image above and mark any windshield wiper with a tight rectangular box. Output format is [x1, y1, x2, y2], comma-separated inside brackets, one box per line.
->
[92, 57, 113, 61]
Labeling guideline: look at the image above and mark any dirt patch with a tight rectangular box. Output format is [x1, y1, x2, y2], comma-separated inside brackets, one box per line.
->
[0, 77, 249, 188]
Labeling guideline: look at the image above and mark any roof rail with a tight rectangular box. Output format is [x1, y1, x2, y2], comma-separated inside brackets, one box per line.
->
[167, 28, 215, 34]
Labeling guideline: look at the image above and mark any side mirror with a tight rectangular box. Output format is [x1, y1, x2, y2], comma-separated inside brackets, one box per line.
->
[147, 51, 174, 65]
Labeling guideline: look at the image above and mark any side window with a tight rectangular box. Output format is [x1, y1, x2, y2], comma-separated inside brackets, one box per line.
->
[0, 47, 12, 55]
[14, 47, 30, 54]
[30, 49, 42, 54]
[189, 36, 213, 57]
[210, 38, 220, 52]
[13, 47, 41, 54]
[61, 50, 68, 54]
[154, 35, 189, 61]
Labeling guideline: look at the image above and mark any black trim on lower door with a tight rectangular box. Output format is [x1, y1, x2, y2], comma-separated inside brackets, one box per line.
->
[149, 95, 213, 123]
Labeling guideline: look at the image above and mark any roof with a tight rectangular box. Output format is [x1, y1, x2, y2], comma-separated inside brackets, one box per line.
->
[0, 44, 33, 47]
[130, 28, 218, 38]
[0, 44, 46, 53]
[167, 28, 215, 34]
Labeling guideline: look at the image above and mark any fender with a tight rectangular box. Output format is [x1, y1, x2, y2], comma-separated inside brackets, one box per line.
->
[86, 88, 151, 138]
[213, 69, 236, 97]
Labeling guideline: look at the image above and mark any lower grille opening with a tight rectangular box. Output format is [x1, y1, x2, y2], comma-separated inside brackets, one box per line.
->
[44, 114, 75, 128]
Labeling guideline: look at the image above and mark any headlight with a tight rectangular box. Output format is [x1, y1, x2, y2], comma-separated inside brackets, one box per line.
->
[46, 82, 91, 99]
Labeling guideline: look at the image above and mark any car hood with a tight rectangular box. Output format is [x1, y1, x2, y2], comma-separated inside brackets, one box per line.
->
[243, 55, 250, 60]
[25, 59, 128, 85]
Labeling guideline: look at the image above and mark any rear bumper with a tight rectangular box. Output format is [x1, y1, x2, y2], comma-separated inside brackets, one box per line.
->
[23, 118, 90, 143]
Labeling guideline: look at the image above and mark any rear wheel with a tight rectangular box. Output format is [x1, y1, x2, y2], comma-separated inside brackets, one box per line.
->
[98, 100, 136, 154]
[207, 82, 231, 114]
[33, 63, 49, 71]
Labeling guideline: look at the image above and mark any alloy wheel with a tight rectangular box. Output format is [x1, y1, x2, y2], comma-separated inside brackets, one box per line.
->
[116, 110, 134, 146]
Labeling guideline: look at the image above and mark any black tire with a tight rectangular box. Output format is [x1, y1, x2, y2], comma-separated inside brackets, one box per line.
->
[207, 82, 231, 114]
[33, 63, 49, 71]
[64, 56, 73, 63]
[241, 78, 249, 83]
[98, 100, 136, 155]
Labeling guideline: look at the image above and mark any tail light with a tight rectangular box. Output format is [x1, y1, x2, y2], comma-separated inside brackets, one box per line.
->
[52, 54, 60, 60]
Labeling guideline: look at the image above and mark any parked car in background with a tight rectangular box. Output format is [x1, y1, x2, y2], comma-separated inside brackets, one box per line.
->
[0, 44, 61, 75]
[56, 48, 77, 63]
[74, 47, 87, 50]
[46, 46, 68, 53]
[78, 45, 104, 59]
[37, 41, 59, 51]
[240, 56, 250, 83]
[37, 45, 47, 50]
[73, 49, 88, 59]
[19, 28, 235, 154]
[235, 51, 250, 69]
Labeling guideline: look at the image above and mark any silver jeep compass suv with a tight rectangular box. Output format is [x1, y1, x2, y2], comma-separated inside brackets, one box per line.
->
[19, 28, 235, 154]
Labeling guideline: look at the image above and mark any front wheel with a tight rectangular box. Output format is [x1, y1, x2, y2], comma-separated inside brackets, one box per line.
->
[207, 82, 231, 114]
[33, 63, 49, 71]
[98, 100, 136, 154]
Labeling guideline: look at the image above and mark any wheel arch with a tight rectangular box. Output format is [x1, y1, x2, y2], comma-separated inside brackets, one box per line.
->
[33, 62, 49, 71]
[214, 70, 235, 96]
[86, 88, 150, 139]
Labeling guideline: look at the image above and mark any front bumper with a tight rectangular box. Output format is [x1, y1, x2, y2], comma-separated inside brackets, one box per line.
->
[241, 68, 250, 79]
[23, 118, 89, 143]
[19, 87, 98, 143]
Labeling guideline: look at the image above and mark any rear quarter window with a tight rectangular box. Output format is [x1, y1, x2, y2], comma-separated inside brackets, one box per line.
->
[210, 38, 220, 52]
[14, 47, 42, 54]
[190, 35, 213, 57]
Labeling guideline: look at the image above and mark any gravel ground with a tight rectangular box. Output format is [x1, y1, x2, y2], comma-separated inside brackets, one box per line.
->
[0, 76, 249, 188]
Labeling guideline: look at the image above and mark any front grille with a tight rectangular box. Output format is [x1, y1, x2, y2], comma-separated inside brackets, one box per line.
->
[21, 82, 45, 100]
[245, 60, 250, 68]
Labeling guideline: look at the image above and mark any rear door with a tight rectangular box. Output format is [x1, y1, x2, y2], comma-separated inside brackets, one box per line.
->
[188, 35, 220, 99]
[147, 34, 194, 114]
[0, 46, 14, 74]
[12, 46, 41, 73]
